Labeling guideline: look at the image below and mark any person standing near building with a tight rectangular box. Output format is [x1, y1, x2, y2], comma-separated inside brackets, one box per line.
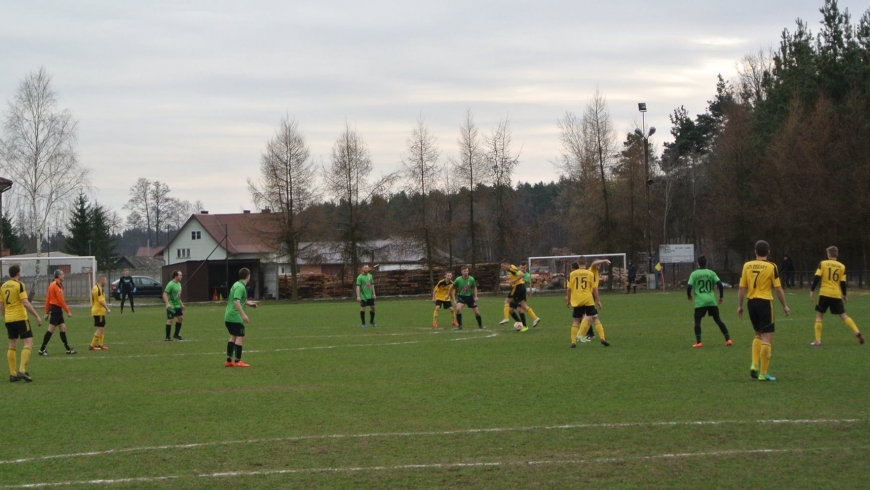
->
[163, 271, 185, 341]
[225, 267, 257, 367]
[118, 269, 135, 313]
[737, 240, 790, 381]
[453, 265, 484, 330]
[2, 265, 43, 382]
[89, 274, 111, 350]
[356, 265, 377, 328]
[39, 270, 76, 356]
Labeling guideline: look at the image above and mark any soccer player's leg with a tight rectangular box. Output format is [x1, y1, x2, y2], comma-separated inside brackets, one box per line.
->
[499, 296, 511, 324]
[432, 302, 441, 328]
[369, 304, 376, 327]
[812, 311, 824, 346]
[473, 306, 483, 328]
[360, 301, 367, 328]
[58, 323, 74, 354]
[710, 307, 731, 345]
[591, 315, 609, 347]
[18, 329, 34, 381]
[693, 308, 704, 347]
[578, 316, 590, 339]
[455, 302, 463, 328]
[119, 293, 126, 313]
[759, 330, 774, 380]
[570, 308, 583, 347]
[165, 309, 174, 340]
[173, 313, 184, 340]
[525, 303, 540, 326]
[833, 300, 863, 344]
[450, 304, 458, 327]
[39, 323, 56, 355]
[7, 329, 17, 380]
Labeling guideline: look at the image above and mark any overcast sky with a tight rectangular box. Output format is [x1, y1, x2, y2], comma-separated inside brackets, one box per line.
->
[1, 0, 865, 219]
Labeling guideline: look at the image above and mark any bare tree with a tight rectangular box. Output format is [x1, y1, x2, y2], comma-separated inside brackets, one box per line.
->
[0, 67, 90, 272]
[248, 116, 319, 300]
[323, 123, 395, 279]
[737, 47, 775, 106]
[484, 117, 520, 265]
[584, 88, 619, 249]
[124, 178, 154, 242]
[450, 109, 488, 268]
[401, 117, 440, 286]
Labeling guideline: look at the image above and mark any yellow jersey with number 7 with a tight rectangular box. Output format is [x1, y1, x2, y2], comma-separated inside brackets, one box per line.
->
[739, 260, 780, 300]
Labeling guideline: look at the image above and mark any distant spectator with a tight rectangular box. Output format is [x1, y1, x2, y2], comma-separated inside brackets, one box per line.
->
[781, 255, 795, 288]
[626, 261, 637, 294]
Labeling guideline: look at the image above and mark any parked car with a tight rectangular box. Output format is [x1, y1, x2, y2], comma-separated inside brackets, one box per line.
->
[111, 276, 163, 300]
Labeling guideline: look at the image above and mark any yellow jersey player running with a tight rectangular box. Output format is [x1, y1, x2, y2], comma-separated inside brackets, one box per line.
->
[737, 240, 790, 381]
[89, 274, 111, 351]
[1, 265, 43, 382]
[809, 246, 864, 346]
[566, 258, 609, 347]
[432, 271, 458, 328]
[499, 262, 540, 327]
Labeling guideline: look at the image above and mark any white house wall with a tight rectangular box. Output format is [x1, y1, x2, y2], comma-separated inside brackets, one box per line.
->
[165, 222, 227, 265]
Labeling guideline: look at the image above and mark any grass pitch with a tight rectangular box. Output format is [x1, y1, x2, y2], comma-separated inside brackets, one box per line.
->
[2, 289, 869, 489]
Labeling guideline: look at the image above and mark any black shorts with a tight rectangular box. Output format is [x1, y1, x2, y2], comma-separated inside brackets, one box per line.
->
[359, 298, 375, 307]
[49, 305, 65, 326]
[694, 306, 721, 322]
[457, 296, 477, 308]
[93, 316, 106, 327]
[573, 305, 598, 319]
[166, 307, 183, 320]
[225, 321, 245, 337]
[815, 296, 846, 315]
[509, 284, 527, 308]
[435, 300, 452, 309]
[6, 320, 33, 340]
[747, 299, 775, 333]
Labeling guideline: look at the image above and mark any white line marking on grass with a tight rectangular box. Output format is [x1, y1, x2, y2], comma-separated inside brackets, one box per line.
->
[0, 418, 860, 466]
[5, 445, 866, 488]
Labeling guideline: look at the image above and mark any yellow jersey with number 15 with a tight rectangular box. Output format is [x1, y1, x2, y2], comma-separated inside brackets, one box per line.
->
[739, 260, 780, 300]
[568, 269, 596, 307]
[1, 279, 29, 322]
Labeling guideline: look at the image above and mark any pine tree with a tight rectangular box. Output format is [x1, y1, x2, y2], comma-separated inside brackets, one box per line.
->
[65, 191, 92, 256]
[0, 212, 25, 256]
[89, 202, 119, 271]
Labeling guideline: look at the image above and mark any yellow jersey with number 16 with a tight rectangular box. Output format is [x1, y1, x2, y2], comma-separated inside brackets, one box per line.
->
[739, 260, 780, 300]
[815, 259, 846, 299]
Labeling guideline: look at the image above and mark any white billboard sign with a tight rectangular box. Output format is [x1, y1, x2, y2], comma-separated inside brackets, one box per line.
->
[659, 244, 695, 264]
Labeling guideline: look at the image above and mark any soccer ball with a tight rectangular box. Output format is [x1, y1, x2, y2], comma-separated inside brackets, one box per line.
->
[514, 322, 523, 330]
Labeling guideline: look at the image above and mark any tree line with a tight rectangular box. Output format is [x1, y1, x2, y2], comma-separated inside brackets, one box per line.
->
[2, 1, 867, 289]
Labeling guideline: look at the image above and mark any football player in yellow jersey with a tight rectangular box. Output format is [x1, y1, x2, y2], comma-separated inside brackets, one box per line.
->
[499, 260, 529, 331]
[565, 257, 609, 348]
[89, 274, 111, 351]
[577, 258, 611, 342]
[432, 272, 458, 328]
[737, 240, 790, 381]
[809, 246, 863, 346]
[1, 265, 43, 382]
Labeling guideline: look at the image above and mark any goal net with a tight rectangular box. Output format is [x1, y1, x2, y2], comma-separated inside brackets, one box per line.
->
[0, 254, 98, 302]
[527, 253, 628, 293]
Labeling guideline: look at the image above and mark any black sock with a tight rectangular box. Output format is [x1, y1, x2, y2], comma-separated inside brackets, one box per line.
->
[234, 344, 243, 361]
[165, 324, 171, 338]
[457, 313, 462, 326]
[227, 342, 235, 361]
[519, 313, 527, 326]
[41, 331, 52, 350]
[369, 311, 375, 323]
[476, 315, 482, 327]
[694, 325, 702, 343]
[174, 323, 182, 337]
[715, 319, 730, 340]
[360, 311, 366, 325]
[510, 311, 520, 322]
[59, 331, 70, 349]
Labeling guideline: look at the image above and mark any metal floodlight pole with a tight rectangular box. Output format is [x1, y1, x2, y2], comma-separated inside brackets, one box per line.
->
[0, 177, 13, 278]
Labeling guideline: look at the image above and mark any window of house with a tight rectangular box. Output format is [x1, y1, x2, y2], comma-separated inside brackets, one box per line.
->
[191, 231, 201, 240]
[177, 248, 191, 259]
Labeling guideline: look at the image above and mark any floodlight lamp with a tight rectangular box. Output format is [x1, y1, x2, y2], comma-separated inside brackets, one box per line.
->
[634, 128, 643, 136]
[638, 103, 647, 112]
[648, 126, 656, 137]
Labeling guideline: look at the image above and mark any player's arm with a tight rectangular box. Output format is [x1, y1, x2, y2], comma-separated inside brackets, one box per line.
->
[841, 279, 848, 304]
[593, 287, 602, 309]
[60, 290, 72, 316]
[163, 291, 171, 309]
[737, 286, 746, 318]
[686, 284, 693, 301]
[473, 285, 479, 301]
[774, 286, 790, 315]
[234, 299, 249, 323]
[99, 295, 110, 313]
[355, 284, 361, 301]
[809, 274, 821, 300]
[564, 285, 570, 306]
[717, 281, 725, 305]
[371, 282, 376, 299]
[590, 259, 611, 268]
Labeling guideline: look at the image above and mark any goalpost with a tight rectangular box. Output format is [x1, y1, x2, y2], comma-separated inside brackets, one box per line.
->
[0, 255, 98, 301]
[527, 253, 628, 293]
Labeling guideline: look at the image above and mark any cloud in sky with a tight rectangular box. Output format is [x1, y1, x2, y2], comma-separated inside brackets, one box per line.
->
[1, 0, 866, 217]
